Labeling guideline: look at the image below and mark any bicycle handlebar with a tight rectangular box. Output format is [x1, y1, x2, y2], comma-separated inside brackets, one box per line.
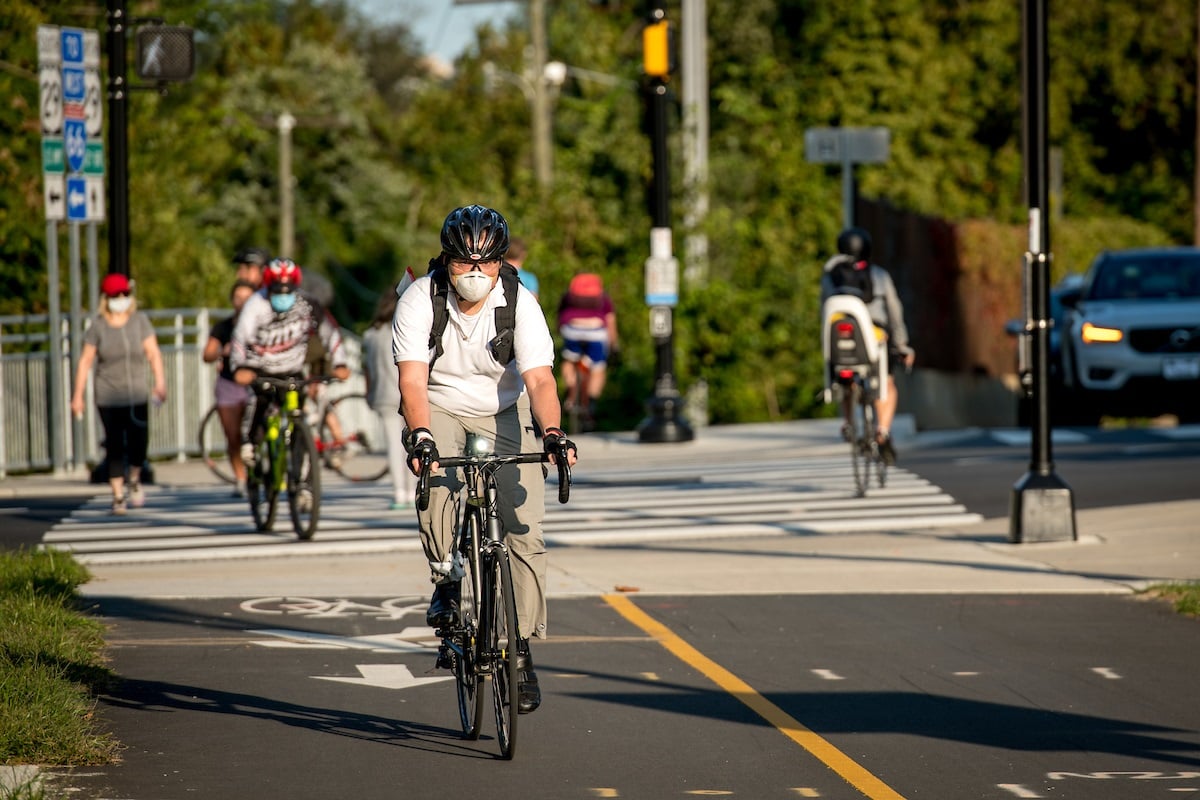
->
[415, 450, 572, 512]
[252, 374, 340, 393]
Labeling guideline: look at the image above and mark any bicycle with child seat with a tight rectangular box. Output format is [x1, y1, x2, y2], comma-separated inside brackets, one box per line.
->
[200, 391, 388, 484]
[244, 374, 334, 539]
[842, 375, 887, 497]
[416, 433, 572, 760]
[822, 296, 889, 497]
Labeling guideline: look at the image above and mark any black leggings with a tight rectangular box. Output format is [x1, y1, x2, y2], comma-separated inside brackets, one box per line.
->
[98, 404, 150, 478]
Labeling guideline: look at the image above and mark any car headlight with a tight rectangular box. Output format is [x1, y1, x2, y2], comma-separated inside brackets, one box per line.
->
[1080, 322, 1123, 344]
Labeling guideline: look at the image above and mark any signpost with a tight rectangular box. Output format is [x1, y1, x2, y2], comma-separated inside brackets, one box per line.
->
[804, 126, 890, 229]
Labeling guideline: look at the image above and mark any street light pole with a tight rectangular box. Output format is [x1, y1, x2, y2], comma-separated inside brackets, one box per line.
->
[1010, 0, 1075, 543]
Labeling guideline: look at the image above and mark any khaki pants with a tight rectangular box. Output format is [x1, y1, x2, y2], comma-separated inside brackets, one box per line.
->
[418, 397, 548, 639]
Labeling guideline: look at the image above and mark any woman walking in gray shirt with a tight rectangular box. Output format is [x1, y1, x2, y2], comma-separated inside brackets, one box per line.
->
[71, 274, 167, 514]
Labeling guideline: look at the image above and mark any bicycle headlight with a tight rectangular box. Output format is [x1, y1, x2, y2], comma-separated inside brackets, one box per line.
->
[466, 433, 493, 455]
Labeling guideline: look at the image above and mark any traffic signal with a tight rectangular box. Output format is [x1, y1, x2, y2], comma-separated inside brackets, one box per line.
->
[135, 25, 195, 82]
[643, 19, 670, 79]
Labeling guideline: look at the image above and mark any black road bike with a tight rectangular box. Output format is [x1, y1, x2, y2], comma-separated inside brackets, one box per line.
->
[416, 434, 571, 759]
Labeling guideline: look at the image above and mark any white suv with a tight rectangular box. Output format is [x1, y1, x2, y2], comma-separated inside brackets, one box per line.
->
[1060, 247, 1200, 421]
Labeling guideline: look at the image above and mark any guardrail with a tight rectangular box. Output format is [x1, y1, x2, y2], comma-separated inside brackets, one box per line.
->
[0, 308, 364, 478]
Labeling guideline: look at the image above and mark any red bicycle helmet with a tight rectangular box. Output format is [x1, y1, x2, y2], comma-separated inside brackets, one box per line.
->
[262, 258, 303, 293]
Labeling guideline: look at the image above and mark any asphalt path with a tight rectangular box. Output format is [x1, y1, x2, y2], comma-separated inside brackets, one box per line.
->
[901, 427, 1200, 519]
[48, 592, 1200, 800]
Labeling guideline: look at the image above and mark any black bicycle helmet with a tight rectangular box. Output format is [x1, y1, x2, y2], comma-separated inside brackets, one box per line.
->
[837, 227, 872, 262]
[232, 247, 272, 267]
[440, 205, 510, 261]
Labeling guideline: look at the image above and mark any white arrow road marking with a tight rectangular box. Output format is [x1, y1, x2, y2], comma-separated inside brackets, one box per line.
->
[1091, 667, 1122, 680]
[997, 785, 1042, 798]
[247, 628, 437, 652]
[315, 664, 453, 690]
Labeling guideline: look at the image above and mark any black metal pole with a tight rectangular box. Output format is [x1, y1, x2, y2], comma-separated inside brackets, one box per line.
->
[106, 0, 129, 277]
[1010, 0, 1075, 542]
[637, 1, 693, 443]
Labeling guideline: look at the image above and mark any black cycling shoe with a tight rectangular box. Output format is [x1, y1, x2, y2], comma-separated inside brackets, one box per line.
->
[426, 582, 460, 628]
[878, 435, 897, 466]
[517, 669, 541, 714]
[515, 638, 540, 714]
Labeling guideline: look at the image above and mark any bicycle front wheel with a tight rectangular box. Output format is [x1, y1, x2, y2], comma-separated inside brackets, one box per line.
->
[488, 548, 520, 760]
[866, 401, 887, 489]
[247, 437, 278, 531]
[455, 511, 485, 740]
[287, 421, 321, 540]
[198, 405, 236, 485]
[322, 394, 389, 482]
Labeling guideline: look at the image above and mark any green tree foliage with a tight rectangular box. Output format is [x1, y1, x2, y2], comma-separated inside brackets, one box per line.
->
[1, 0, 1194, 424]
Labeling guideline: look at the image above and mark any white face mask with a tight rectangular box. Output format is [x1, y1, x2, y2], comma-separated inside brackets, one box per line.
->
[107, 296, 132, 313]
[452, 271, 494, 303]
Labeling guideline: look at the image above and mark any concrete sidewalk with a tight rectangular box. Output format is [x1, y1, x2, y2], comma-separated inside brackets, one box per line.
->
[6, 418, 1192, 600]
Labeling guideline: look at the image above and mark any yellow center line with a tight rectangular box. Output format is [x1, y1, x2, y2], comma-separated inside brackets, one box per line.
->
[603, 594, 908, 800]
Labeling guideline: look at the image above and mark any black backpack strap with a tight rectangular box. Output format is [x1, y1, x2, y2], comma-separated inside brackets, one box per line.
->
[427, 260, 450, 370]
[489, 264, 520, 365]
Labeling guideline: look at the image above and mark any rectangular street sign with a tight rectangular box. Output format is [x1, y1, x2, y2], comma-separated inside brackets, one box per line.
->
[83, 141, 104, 176]
[60, 28, 84, 65]
[804, 126, 890, 165]
[85, 175, 106, 222]
[44, 174, 65, 220]
[37, 25, 60, 66]
[66, 175, 87, 221]
[42, 137, 65, 173]
[62, 66, 85, 116]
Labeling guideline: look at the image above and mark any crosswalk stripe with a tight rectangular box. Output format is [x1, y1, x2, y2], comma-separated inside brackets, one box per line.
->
[42, 458, 981, 564]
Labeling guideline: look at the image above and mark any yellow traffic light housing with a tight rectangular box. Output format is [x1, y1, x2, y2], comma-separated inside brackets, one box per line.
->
[643, 19, 670, 79]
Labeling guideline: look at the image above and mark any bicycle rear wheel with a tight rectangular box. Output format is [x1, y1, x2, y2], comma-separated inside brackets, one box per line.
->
[848, 382, 869, 497]
[247, 437, 278, 531]
[866, 401, 887, 489]
[322, 394, 389, 482]
[455, 511, 485, 740]
[197, 405, 236, 485]
[287, 421, 321, 540]
[488, 548, 520, 760]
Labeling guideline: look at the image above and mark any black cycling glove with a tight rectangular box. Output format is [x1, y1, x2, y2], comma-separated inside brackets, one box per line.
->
[542, 427, 576, 459]
[406, 427, 439, 463]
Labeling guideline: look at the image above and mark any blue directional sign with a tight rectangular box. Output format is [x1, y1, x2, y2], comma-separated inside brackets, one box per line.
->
[64, 119, 86, 172]
[60, 28, 84, 65]
[66, 175, 87, 221]
[62, 66, 85, 107]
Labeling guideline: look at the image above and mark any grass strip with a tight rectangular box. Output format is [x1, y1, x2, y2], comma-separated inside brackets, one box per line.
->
[0, 549, 118, 771]
[1143, 581, 1200, 617]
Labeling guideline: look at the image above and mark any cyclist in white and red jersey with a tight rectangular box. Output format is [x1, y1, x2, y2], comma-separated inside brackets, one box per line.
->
[230, 258, 350, 452]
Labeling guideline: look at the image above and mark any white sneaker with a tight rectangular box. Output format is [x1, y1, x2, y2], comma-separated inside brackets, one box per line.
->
[240, 442, 255, 465]
[128, 482, 145, 508]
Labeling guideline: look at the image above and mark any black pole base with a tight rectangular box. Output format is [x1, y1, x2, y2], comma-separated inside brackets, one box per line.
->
[637, 394, 694, 443]
[1009, 470, 1076, 543]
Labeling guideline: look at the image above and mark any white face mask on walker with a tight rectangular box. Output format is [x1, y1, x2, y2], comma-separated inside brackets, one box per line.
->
[452, 270, 494, 303]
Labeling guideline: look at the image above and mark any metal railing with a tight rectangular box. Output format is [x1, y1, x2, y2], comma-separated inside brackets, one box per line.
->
[0, 308, 364, 478]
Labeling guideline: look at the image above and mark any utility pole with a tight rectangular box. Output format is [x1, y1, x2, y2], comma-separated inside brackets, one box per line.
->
[529, 0, 552, 189]
[278, 111, 296, 258]
[637, 1, 693, 444]
[1010, 0, 1075, 543]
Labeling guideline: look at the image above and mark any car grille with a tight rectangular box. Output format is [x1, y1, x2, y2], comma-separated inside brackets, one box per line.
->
[1128, 326, 1200, 354]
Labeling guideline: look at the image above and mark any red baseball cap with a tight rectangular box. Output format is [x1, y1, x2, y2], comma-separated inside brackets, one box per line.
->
[101, 273, 131, 297]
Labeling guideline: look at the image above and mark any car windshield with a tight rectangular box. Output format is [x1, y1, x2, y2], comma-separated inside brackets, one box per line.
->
[1088, 254, 1200, 301]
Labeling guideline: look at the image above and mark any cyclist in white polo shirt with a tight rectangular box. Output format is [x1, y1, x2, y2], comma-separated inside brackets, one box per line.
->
[392, 204, 577, 715]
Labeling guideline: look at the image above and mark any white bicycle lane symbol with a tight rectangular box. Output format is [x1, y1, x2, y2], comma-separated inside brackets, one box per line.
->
[239, 596, 426, 620]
